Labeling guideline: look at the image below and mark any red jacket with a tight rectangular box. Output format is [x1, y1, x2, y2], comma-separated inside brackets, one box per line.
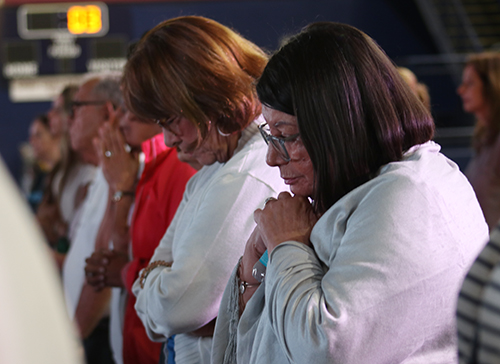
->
[122, 134, 196, 364]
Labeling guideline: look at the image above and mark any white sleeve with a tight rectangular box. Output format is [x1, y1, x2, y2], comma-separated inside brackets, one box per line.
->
[133, 172, 279, 340]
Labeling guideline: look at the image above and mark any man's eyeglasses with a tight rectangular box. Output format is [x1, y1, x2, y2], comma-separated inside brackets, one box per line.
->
[258, 122, 300, 162]
[70, 100, 106, 118]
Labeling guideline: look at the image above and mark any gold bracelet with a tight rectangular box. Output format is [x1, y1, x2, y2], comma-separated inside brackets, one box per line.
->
[139, 260, 172, 289]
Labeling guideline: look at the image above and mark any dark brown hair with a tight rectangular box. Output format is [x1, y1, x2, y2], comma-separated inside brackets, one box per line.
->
[60, 85, 79, 117]
[122, 16, 268, 137]
[35, 114, 50, 129]
[257, 22, 435, 213]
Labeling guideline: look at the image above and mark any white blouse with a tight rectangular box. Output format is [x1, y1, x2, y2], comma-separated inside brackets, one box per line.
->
[133, 120, 288, 364]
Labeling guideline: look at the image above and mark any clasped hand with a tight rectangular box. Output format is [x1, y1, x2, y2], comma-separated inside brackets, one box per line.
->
[254, 191, 318, 252]
[85, 249, 129, 291]
[238, 192, 318, 310]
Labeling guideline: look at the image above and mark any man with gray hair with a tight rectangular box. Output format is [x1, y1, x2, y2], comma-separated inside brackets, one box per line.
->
[63, 72, 122, 364]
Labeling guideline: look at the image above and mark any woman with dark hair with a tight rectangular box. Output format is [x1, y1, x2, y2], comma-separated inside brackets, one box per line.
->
[121, 16, 286, 363]
[458, 52, 500, 230]
[21, 113, 61, 212]
[212, 22, 488, 363]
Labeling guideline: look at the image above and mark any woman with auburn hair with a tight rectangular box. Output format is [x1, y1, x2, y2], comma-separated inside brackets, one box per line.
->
[212, 22, 488, 364]
[121, 16, 286, 364]
[123, 16, 267, 139]
[458, 52, 500, 230]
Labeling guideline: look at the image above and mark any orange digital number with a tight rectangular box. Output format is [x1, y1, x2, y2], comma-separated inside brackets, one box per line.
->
[86, 5, 102, 34]
[67, 5, 102, 35]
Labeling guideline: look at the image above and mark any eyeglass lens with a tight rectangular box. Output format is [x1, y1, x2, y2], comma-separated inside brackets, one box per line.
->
[259, 123, 290, 161]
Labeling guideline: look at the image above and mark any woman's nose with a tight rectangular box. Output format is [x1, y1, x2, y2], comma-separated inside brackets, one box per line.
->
[266, 144, 287, 167]
[163, 128, 181, 148]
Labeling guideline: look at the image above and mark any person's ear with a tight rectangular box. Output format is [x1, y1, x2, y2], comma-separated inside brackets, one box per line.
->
[104, 101, 119, 126]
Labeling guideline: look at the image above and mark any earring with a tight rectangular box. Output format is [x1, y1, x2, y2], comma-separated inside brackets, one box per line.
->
[217, 126, 231, 137]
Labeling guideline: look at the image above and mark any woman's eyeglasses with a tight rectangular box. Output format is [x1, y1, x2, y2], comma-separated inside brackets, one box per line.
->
[155, 116, 181, 136]
[258, 122, 300, 162]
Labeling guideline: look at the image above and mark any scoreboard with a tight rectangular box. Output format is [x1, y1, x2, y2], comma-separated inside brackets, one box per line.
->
[17, 3, 109, 38]
[2, 2, 128, 102]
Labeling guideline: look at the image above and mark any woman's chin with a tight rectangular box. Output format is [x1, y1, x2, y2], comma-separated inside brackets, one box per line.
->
[289, 184, 314, 198]
[192, 151, 218, 166]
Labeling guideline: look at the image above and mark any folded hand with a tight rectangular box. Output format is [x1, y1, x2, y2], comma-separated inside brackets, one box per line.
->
[85, 249, 129, 291]
[254, 192, 318, 252]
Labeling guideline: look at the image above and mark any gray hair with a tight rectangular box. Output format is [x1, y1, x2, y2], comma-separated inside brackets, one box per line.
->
[87, 71, 123, 107]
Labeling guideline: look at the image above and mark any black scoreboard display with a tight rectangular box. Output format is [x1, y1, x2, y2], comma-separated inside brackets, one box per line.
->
[17, 2, 109, 39]
[2, 2, 130, 102]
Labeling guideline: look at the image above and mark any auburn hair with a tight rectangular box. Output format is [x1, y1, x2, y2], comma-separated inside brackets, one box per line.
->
[122, 16, 268, 138]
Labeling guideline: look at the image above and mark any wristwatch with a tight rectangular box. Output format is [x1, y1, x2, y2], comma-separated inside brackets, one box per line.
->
[112, 190, 134, 202]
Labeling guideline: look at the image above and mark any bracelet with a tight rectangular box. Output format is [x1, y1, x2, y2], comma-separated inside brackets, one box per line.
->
[112, 190, 135, 203]
[237, 257, 261, 314]
[237, 257, 260, 294]
[139, 260, 172, 289]
[239, 280, 260, 294]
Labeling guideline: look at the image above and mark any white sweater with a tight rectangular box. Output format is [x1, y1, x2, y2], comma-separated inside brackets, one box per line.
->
[213, 141, 488, 364]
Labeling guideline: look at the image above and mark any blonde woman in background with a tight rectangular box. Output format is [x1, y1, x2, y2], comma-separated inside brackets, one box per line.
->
[398, 66, 431, 111]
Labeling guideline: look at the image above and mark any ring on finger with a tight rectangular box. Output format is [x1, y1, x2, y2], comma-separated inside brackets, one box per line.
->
[264, 197, 277, 206]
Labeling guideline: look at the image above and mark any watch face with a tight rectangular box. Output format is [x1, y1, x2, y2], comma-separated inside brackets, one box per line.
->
[113, 191, 122, 202]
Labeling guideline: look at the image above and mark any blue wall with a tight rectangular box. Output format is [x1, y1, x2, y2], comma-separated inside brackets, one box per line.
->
[0, 0, 440, 181]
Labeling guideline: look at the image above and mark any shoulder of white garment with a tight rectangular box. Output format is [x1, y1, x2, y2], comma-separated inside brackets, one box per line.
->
[0, 158, 84, 364]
